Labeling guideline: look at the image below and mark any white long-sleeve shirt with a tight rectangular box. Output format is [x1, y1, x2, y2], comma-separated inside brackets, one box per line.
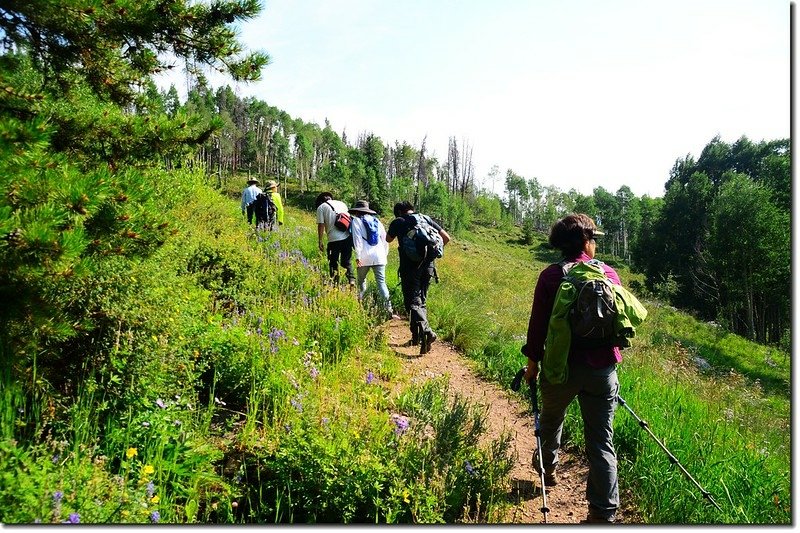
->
[241, 184, 263, 212]
[351, 215, 389, 266]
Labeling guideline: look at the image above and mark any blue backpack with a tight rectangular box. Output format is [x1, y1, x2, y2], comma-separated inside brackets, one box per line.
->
[361, 214, 380, 246]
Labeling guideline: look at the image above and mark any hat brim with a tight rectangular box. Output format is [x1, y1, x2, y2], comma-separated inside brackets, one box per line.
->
[349, 208, 376, 215]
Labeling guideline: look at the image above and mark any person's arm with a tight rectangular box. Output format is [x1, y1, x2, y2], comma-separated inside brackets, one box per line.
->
[351, 219, 364, 266]
[385, 218, 399, 243]
[439, 228, 451, 246]
[523, 266, 557, 383]
[317, 223, 326, 252]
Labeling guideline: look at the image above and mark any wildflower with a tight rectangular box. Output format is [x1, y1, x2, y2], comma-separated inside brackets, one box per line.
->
[126, 447, 138, 459]
[51, 454, 60, 465]
[141, 422, 151, 427]
[390, 414, 409, 436]
[53, 491, 64, 503]
[321, 417, 330, 426]
[66, 513, 80, 524]
[292, 338, 300, 346]
[149, 511, 160, 523]
[402, 489, 411, 503]
[256, 327, 263, 335]
[173, 419, 182, 427]
[143, 464, 155, 475]
[284, 423, 292, 433]
[155, 399, 166, 409]
[366, 371, 375, 385]
[151, 495, 160, 504]
[309, 366, 319, 380]
[146, 481, 155, 499]
[464, 460, 476, 476]
[290, 397, 303, 412]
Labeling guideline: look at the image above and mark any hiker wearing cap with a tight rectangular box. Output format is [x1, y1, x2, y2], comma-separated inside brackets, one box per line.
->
[349, 200, 398, 319]
[241, 178, 263, 224]
[315, 192, 356, 285]
[265, 180, 284, 226]
[522, 213, 621, 524]
[386, 201, 450, 354]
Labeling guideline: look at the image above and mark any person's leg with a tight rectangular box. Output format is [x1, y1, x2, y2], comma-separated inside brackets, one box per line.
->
[356, 265, 370, 299]
[326, 241, 341, 281]
[577, 364, 620, 521]
[399, 268, 420, 344]
[338, 236, 356, 284]
[373, 264, 393, 314]
[538, 373, 581, 475]
[246, 203, 255, 224]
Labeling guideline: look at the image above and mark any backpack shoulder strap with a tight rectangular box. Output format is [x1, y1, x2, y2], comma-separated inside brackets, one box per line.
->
[557, 260, 577, 278]
[325, 200, 338, 214]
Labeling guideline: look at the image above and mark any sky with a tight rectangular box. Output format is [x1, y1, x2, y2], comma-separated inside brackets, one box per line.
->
[161, 0, 790, 199]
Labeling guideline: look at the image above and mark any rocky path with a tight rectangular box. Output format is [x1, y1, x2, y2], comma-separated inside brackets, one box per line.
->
[383, 317, 592, 524]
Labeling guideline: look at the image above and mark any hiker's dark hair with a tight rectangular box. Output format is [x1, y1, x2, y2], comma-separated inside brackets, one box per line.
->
[315, 192, 333, 208]
[549, 213, 597, 258]
[393, 201, 414, 218]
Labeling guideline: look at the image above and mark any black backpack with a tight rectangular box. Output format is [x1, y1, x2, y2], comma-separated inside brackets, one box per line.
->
[254, 192, 277, 230]
[400, 214, 444, 263]
[559, 259, 617, 348]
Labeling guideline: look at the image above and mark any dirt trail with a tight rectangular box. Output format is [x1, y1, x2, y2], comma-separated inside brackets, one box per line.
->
[383, 317, 591, 524]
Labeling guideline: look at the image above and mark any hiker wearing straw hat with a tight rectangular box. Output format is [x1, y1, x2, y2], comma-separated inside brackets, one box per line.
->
[264, 180, 284, 226]
[349, 200, 399, 319]
[240, 178, 263, 225]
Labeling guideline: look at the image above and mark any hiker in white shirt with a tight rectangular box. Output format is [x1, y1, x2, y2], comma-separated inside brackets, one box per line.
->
[315, 192, 355, 285]
[349, 200, 398, 319]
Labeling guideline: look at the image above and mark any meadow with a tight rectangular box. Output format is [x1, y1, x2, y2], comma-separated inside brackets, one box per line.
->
[0, 176, 789, 524]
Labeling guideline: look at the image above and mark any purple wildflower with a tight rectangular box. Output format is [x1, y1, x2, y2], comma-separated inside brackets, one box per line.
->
[256, 327, 263, 335]
[155, 399, 166, 409]
[51, 454, 60, 465]
[53, 491, 64, 503]
[67, 513, 80, 524]
[146, 481, 155, 499]
[290, 397, 303, 412]
[366, 371, 375, 385]
[149, 511, 160, 523]
[309, 366, 319, 380]
[321, 417, 330, 426]
[390, 414, 409, 436]
[284, 423, 292, 433]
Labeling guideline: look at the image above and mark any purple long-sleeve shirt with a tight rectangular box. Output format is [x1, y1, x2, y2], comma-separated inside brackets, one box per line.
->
[524, 252, 622, 368]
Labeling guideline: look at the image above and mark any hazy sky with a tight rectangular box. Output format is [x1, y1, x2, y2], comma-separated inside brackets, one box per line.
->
[166, 0, 789, 198]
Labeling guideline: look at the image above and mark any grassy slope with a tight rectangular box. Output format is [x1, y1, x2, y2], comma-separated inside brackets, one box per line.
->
[422, 221, 790, 524]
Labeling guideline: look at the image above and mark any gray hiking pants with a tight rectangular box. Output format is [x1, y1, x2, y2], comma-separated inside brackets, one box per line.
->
[539, 361, 619, 517]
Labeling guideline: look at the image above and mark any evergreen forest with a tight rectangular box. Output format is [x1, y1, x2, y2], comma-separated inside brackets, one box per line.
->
[0, 0, 790, 525]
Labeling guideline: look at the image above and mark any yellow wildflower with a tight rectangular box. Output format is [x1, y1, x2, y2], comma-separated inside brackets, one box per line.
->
[143, 464, 155, 475]
[151, 495, 160, 504]
[126, 447, 138, 459]
[403, 489, 410, 504]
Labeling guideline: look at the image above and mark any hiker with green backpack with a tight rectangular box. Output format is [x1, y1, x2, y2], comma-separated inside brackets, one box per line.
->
[521, 213, 647, 524]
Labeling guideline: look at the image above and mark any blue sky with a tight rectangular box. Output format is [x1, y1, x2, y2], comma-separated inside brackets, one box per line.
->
[163, 0, 789, 198]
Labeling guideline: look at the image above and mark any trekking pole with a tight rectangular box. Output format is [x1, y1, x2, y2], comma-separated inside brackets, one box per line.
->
[511, 367, 550, 523]
[616, 395, 723, 512]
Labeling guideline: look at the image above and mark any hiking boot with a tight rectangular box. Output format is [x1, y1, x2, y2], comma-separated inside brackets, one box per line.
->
[543, 472, 558, 487]
[582, 508, 617, 524]
[420, 331, 437, 355]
